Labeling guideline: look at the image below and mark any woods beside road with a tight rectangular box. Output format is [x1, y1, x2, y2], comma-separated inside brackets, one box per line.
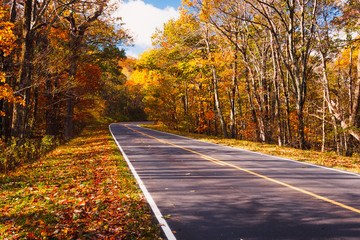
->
[0, 0, 144, 173]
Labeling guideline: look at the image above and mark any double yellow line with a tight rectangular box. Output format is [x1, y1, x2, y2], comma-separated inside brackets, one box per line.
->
[124, 124, 360, 215]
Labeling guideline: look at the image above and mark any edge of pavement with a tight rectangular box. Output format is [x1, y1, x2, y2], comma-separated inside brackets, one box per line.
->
[109, 123, 176, 240]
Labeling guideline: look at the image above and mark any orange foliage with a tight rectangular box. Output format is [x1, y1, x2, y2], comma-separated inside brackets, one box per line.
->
[76, 64, 102, 95]
[49, 26, 70, 44]
[0, 7, 16, 57]
[205, 110, 215, 120]
[0, 7, 18, 116]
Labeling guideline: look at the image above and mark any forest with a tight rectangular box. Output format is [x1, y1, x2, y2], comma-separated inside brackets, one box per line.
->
[128, 0, 360, 156]
[0, 0, 147, 172]
[1, 0, 360, 172]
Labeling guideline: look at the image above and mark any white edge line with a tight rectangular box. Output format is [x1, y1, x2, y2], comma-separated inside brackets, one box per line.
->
[109, 123, 176, 240]
[137, 125, 360, 178]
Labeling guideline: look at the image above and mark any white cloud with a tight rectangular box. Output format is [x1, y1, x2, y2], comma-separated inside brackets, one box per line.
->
[126, 48, 143, 58]
[114, 0, 180, 57]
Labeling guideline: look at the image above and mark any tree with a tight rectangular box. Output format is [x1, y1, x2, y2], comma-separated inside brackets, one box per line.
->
[11, 0, 57, 140]
[0, 5, 17, 142]
[311, 0, 360, 155]
[62, 0, 105, 140]
[129, 0, 359, 155]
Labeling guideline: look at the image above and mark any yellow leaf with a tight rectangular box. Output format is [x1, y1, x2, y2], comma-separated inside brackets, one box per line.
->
[0, 72, 5, 83]
[63, 10, 70, 17]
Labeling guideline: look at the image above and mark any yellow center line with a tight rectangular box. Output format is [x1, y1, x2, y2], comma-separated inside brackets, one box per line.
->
[124, 124, 360, 215]
[202, 156, 226, 166]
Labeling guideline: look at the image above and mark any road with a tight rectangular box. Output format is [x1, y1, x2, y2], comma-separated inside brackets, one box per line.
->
[109, 123, 360, 240]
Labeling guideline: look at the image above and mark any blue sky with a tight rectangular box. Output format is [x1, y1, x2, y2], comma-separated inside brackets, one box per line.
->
[142, 0, 181, 9]
[114, 0, 182, 58]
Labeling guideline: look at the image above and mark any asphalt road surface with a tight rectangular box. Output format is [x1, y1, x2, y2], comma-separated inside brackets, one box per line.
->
[109, 122, 360, 240]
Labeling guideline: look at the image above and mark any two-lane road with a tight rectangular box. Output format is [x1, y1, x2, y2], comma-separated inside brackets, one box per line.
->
[109, 123, 360, 240]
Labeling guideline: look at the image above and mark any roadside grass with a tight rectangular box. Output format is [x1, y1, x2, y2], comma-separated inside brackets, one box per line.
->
[0, 122, 161, 239]
[144, 124, 360, 174]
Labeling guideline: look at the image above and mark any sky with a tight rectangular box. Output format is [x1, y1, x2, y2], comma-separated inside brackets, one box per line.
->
[113, 0, 182, 58]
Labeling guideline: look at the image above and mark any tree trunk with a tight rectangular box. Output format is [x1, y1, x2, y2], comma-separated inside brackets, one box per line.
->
[11, 0, 34, 140]
[213, 90, 218, 137]
[28, 86, 38, 135]
[236, 85, 244, 140]
[283, 73, 292, 145]
[211, 67, 228, 139]
[297, 102, 306, 149]
[204, 28, 228, 138]
[349, 50, 360, 133]
[229, 42, 238, 139]
[45, 78, 59, 136]
[274, 73, 282, 146]
[271, 35, 283, 146]
[321, 91, 326, 152]
[244, 70, 260, 141]
[64, 16, 80, 141]
[63, 7, 103, 141]
[64, 52, 77, 141]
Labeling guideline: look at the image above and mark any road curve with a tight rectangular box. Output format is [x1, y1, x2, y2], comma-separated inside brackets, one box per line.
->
[109, 122, 360, 240]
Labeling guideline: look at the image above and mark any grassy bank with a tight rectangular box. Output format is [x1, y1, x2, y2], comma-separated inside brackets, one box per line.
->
[144, 124, 360, 174]
[0, 123, 161, 239]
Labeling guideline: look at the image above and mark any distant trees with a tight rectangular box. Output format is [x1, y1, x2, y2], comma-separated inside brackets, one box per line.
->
[130, 0, 360, 155]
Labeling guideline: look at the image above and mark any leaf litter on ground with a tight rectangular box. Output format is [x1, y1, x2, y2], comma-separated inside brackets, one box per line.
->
[0, 123, 162, 239]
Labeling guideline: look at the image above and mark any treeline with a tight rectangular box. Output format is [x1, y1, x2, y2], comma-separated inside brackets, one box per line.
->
[129, 0, 360, 156]
[0, 0, 140, 171]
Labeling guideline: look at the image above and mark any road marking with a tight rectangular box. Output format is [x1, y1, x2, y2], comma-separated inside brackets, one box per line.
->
[124, 124, 360, 215]
[202, 156, 226, 166]
[109, 124, 176, 240]
[140, 124, 360, 177]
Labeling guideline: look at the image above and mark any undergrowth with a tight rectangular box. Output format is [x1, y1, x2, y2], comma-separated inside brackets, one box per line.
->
[0, 136, 59, 174]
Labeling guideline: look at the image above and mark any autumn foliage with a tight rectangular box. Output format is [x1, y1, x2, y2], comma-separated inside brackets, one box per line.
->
[0, 6, 17, 116]
[128, 1, 360, 156]
[0, 0, 134, 171]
